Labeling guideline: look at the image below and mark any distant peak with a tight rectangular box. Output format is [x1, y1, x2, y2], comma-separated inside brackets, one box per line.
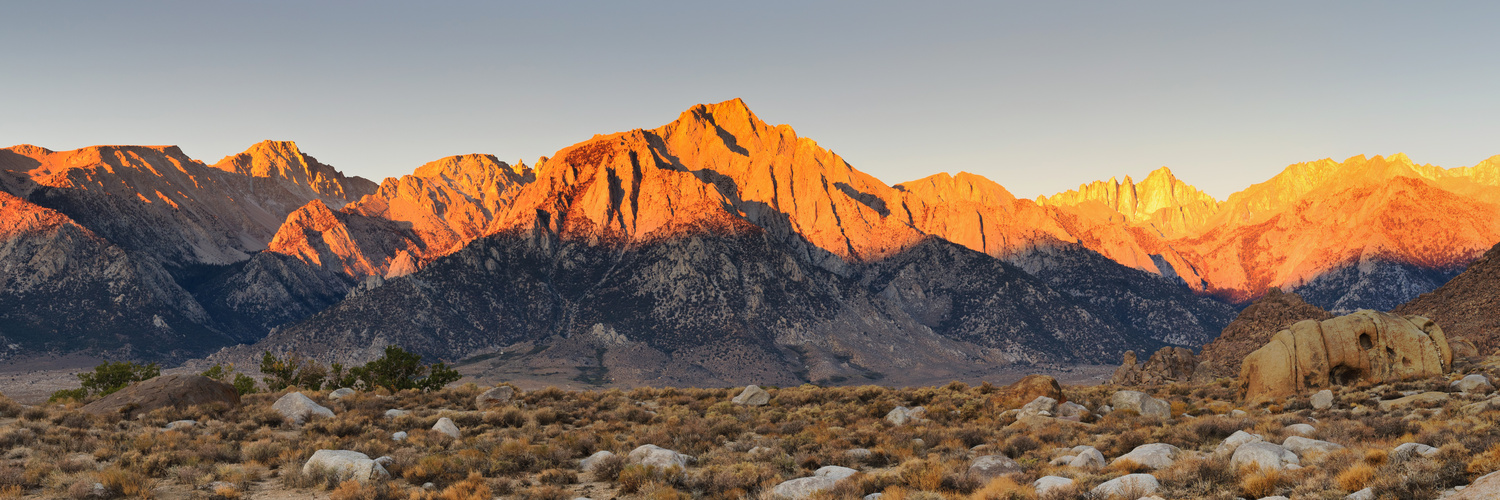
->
[679, 98, 766, 133]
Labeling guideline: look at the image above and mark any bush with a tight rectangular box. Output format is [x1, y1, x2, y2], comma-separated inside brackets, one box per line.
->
[50, 360, 160, 401]
[345, 346, 461, 392]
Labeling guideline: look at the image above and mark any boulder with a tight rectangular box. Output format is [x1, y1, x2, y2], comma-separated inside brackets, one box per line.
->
[476, 386, 515, 410]
[580, 451, 616, 473]
[1230, 442, 1299, 471]
[1239, 311, 1452, 403]
[1392, 442, 1438, 459]
[770, 466, 857, 500]
[1461, 396, 1500, 415]
[732, 385, 770, 406]
[966, 455, 1022, 482]
[391, 431, 406, 441]
[1109, 390, 1171, 419]
[432, 417, 460, 438]
[1033, 476, 1075, 496]
[884, 406, 926, 426]
[165, 420, 197, 431]
[1311, 389, 1335, 410]
[1111, 443, 1179, 470]
[1451, 469, 1500, 500]
[1453, 374, 1494, 395]
[1111, 347, 1200, 385]
[79, 375, 239, 418]
[1346, 487, 1375, 500]
[1282, 436, 1343, 457]
[628, 444, 692, 469]
[302, 450, 390, 483]
[1090, 473, 1159, 498]
[271, 392, 333, 425]
[329, 388, 355, 399]
[997, 374, 1065, 406]
[1378, 391, 1448, 411]
[1068, 447, 1105, 468]
[1284, 423, 1315, 436]
[1055, 401, 1090, 421]
[1017, 396, 1057, 419]
[384, 409, 410, 418]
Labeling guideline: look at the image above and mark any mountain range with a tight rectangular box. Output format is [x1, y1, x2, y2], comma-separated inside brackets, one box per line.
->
[3, 99, 1498, 385]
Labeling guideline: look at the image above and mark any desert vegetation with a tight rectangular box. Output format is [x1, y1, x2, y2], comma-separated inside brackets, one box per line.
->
[2, 355, 1500, 499]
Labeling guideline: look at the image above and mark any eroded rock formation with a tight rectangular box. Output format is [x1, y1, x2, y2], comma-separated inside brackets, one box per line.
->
[1239, 310, 1452, 402]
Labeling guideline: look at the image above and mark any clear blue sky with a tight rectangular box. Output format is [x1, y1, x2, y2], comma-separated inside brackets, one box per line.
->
[4, 1, 1498, 199]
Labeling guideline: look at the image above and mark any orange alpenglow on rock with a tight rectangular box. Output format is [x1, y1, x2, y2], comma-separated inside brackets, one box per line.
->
[1239, 310, 1452, 403]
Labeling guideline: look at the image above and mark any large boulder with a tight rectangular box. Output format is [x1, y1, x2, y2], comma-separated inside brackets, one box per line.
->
[1230, 442, 1299, 471]
[770, 466, 857, 499]
[1111, 347, 1200, 386]
[272, 392, 334, 425]
[884, 406, 926, 426]
[303, 450, 390, 483]
[1109, 390, 1171, 419]
[997, 374, 1065, 406]
[580, 451, 616, 473]
[475, 386, 515, 410]
[432, 417, 460, 438]
[732, 385, 770, 406]
[80, 375, 238, 418]
[1240, 311, 1452, 403]
[628, 444, 692, 469]
[1111, 443, 1179, 470]
[1450, 469, 1500, 499]
[1033, 476, 1075, 496]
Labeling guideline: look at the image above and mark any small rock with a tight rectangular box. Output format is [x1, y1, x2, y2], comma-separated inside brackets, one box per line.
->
[1453, 374, 1495, 395]
[272, 392, 334, 425]
[302, 450, 391, 483]
[422, 482, 436, 490]
[1055, 401, 1090, 421]
[92, 483, 107, 497]
[1091, 473, 1159, 498]
[580, 451, 616, 472]
[1048, 455, 1074, 466]
[884, 406, 926, 426]
[628, 444, 693, 469]
[165, 419, 197, 430]
[1109, 390, 1171, 419]
[1017, 396, 1058, 419]
[1261, 497, 1291, 500]
[384, 409, 410, 418]
[1284, 423, 1315, 436]
[863, 494, 883, 500]
[845, 448, 872, 461]
[770, 466, 858, 499]
[1231, 442, 1299, 471]
[329, 388, 356, 399]
[1282, 436, 1344, 457]
[1311, 389, 1335, 410]
[1033, 476, 1075, 496]
[432, 417, 460, 438]
[1346, 487, 1375, 500]
[476, 386, 515, 410]
[1392, 442, 1439, 458]
[391, 431, 407, 441]
[1111, 443, 1179, 470]
[966, 455, 1022, 482]
[1231, 409, 1249, 417]
[732, 385, 771, 406]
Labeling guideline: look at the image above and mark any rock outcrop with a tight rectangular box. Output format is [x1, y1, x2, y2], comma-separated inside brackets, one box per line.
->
[79, 375, 238, 417]
[1239, 310, 1452, 402]
[1111, 347, 1201, 385]
[732, 385, 770, 406]
[997, 374, 1065, 407]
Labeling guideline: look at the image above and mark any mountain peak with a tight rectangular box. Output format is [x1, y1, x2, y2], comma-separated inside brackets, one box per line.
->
[213, 140, 376, 205]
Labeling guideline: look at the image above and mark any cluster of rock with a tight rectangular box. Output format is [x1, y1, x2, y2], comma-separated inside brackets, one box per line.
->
[1240, 310, 1452, 402]
[1110, 347, 1213, 386]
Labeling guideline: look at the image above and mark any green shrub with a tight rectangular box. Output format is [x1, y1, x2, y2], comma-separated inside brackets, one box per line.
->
[49, 360, 160, 402]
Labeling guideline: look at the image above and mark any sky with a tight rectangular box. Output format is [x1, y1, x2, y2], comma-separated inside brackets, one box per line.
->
[4, 1, 1498, 200]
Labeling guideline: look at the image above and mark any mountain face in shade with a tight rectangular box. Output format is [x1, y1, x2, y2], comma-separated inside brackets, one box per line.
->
[1395, 241, 1500, 354]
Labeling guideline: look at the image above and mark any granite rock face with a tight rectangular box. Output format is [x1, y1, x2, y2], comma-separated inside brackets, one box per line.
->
[1240, 310, 1452, 402]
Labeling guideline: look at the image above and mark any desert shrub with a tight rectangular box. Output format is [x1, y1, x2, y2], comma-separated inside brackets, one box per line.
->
[589, 452, 627, 481]
[1337, 462, 1375, 491]
[100, 466, 156, 498]
[344, 346, 461, 392]
[328, 479, 401, 500]
[260, 351, 329, 392]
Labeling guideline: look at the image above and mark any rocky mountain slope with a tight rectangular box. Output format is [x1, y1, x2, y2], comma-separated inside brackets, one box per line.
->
[1196, 288, 1332, 377]
[1395, 240, 1500, 355]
